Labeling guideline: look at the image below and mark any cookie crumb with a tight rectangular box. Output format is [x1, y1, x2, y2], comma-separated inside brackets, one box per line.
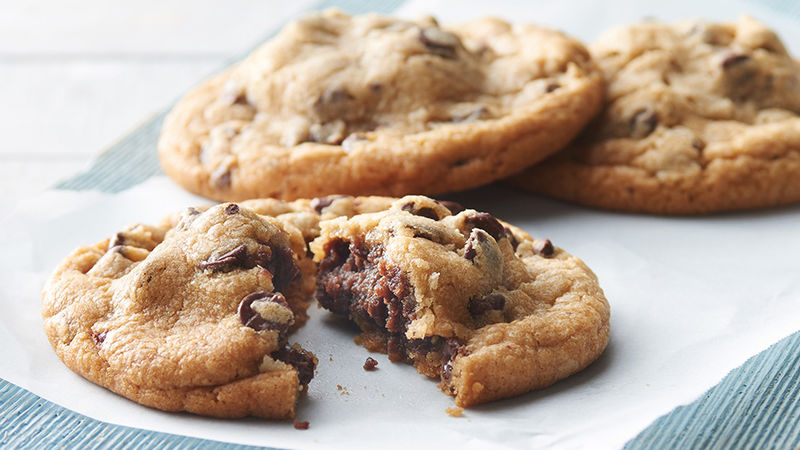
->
[446, 407, 464, 417]
[294, 419, 310, 430]
[336, 384, 343, 390]
[363, 356, 378, 371]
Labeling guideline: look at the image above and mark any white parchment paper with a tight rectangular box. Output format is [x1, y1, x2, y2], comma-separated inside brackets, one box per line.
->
[2, 177, 799, 449]
[1, 1, 799, 448]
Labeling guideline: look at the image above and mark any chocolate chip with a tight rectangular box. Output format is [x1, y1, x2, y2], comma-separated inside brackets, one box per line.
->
[630, 108, 659, 139]
[720, 52, 760, 100]
[401, 202, 440, 220]
[200, 243, 299, 290]
[363, 357, 379, 371]
[225, 93, 248, 106]
[220, 80, 249, 106]
[199, 244, 248, 271]
[441, 360, 454, 389]
[419, 27, 460, 59]
[450, 158, 471, 168]
[273, 345, 317, 386]
[533, 239, 555, 257]
[435, 200, 464, 214]
[545, 82, 560, 93]
[211, 167, 232, 189]
[465, 212, 505, 241]
[294, 419, 310, 430]
[441, 338, 466, 390]
[369, 83, 383, 93]
[109, 232, 125, 248]
[225, 203, 239, 215]
[310, 197, 333, 213]
[721, 53, 750, 69]
[266, 246, 301, 292]
[445, 338, 466, 358]
[463, 231, 488, 261]
[112, 245, 148, 262]
[91, 330, 107, 346]
[314, 87, 355, 121]
[238, 291, 292, 335]
[186, 207, 201, 216]
[468, 293, 505, 316]
[310, 195, 347, 214]
[503, 226, 520, 251]
[692, 138, 706, 151]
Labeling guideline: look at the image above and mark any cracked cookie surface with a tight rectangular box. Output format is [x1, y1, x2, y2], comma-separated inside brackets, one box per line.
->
[42, 204, 318, 419]
[158, 9, 603, 202]
[311, 196, 610, 407]
[511, 17, 800, 214]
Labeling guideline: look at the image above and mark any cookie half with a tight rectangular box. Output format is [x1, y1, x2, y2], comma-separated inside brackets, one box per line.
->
[311, 196, 610, 407]
[510, 16, 800, 214]
[42, 204, 318, 419]
[158, 9, 604, 202]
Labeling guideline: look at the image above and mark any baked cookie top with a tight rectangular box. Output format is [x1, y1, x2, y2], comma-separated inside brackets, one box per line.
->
[42, 204, 318, 419]
[312, 196, 610, 407]
[511, 16, 800, 214]
[159, 9, 603, 201]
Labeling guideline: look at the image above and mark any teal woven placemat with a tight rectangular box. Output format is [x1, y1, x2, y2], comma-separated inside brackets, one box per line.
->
[9, 0, 800, 448]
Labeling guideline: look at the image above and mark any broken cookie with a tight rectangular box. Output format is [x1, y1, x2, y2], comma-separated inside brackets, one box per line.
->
[311, 196, 610, 406]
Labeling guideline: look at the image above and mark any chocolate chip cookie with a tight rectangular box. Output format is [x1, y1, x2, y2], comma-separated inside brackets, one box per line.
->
[42, 203, 318, 419]
[158, 9, 604, 202]
[311, 196, 610, 407]
[43, 195, 610, 413]
[510, 17, 800, 214]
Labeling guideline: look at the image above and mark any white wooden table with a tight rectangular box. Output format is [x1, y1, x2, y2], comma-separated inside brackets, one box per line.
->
[0, 0, 313, 217]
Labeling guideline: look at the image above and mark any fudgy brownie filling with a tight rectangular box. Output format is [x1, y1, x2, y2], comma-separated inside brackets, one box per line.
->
[316, 238, 460, 384]
[316, 238, 414, 336]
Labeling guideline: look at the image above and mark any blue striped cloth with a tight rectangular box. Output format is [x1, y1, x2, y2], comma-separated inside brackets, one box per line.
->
[6, 0, 798, 447]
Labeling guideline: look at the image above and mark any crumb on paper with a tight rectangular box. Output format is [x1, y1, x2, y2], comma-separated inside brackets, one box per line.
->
[337, 384, 343, 390]
[294, 419, 310, 430]
[363, 356, 378, 371]
[446, 407, 464, 417]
